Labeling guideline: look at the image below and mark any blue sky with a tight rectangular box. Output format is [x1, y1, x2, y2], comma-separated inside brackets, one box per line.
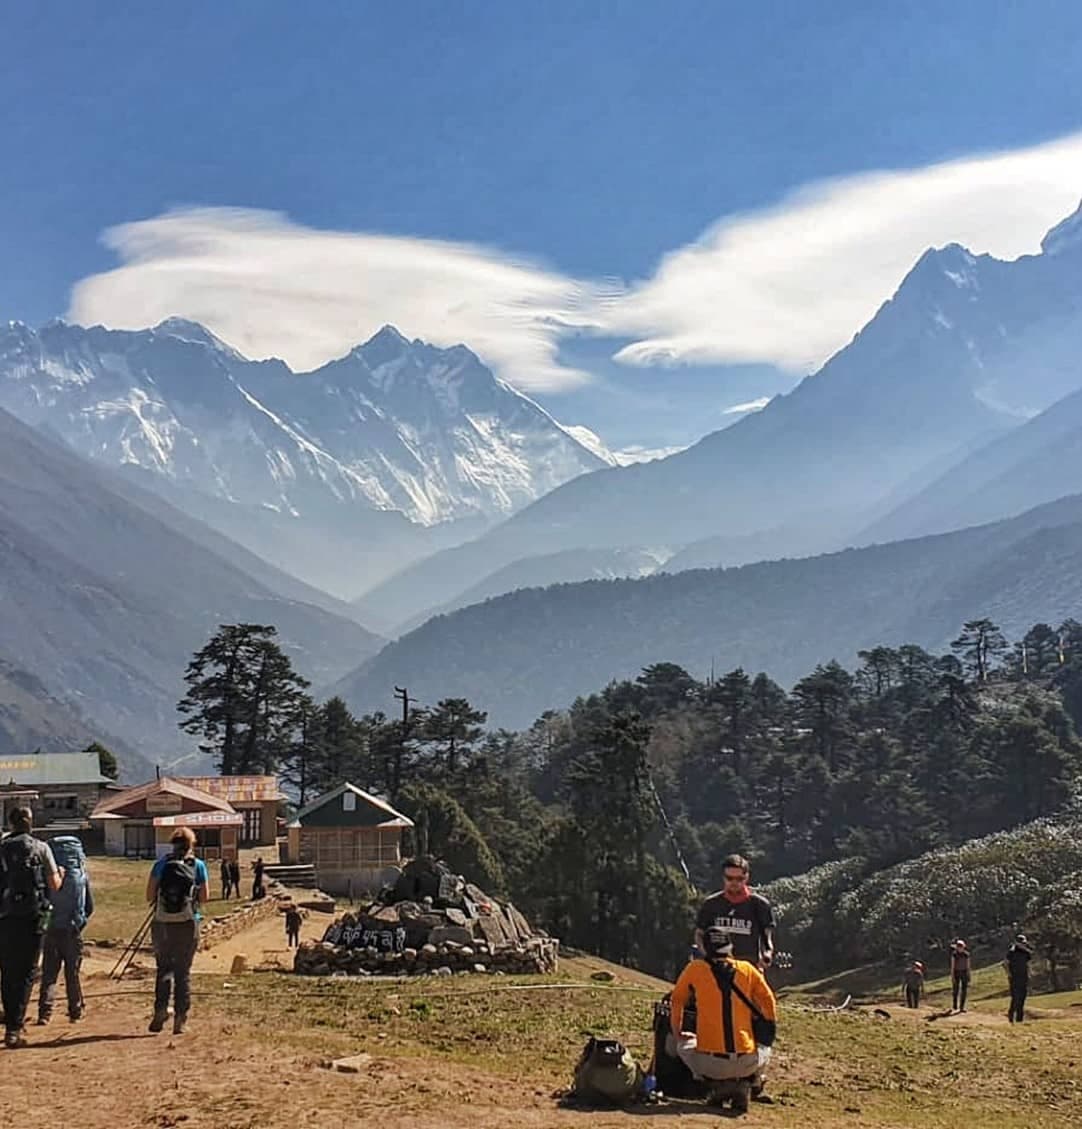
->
[5, 2, 1082, 446]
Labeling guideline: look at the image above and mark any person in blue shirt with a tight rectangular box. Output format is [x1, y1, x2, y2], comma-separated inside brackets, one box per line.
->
[145, 827, 208, 1036]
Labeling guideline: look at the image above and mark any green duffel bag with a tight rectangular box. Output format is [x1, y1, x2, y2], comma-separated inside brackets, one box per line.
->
[572, 1037, 643, 1105]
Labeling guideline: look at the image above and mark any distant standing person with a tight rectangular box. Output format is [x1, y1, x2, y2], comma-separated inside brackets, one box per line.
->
[902, 961, 924, 1009]
[252, 856, 265, 900]
[37, 836, 94, 1025]
[229, 859, 241, 900]
[220, 858, 232, 900]
[285, 905, 302, 948]
[695, 854, 776, 968]
[1004, 934, 1032, 1024]
[0, 807, 63, 1048]
[146, 827, 208, 1035]
[950, 939, 971, 1012]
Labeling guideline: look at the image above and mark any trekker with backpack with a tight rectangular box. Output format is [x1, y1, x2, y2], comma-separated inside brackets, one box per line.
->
[220, 858, 232, 900]
[670, 926, 777, 1113]
[694, 854, 776, 968]
[0, 807, 63, 1048]
[146, 827, 208, 1035]
[37, 835, 94, 1025]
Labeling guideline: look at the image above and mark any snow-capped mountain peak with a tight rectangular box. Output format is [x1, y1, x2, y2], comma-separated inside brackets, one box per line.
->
[0, 320, 606, 530]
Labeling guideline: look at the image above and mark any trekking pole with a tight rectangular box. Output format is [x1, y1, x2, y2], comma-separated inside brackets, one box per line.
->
[109, 911, 152, 979]
[109, 908, 155, 979]
[113, 914, 154, 980]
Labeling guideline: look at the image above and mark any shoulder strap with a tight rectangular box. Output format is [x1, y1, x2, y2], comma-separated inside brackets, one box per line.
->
[710, 961, 765, 1020]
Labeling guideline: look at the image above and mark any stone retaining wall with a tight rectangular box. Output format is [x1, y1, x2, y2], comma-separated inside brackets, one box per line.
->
[198, 881, 296, 950]
[293, 934, 559, 977]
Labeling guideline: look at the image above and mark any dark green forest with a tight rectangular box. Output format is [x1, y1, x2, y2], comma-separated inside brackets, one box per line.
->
[180, 617, 1082, 980]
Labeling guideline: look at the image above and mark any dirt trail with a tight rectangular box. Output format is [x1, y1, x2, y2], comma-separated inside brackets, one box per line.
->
[3, 984, 754, 1129]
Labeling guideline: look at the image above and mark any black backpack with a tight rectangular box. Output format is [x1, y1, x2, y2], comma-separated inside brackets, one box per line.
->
[652, 993, 707, 1099]
[156, 856, 197, 922]
[0, 834, 49, 922]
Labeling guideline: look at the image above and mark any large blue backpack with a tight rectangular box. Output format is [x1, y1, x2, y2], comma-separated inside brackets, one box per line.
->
[48, 836, 89, 930]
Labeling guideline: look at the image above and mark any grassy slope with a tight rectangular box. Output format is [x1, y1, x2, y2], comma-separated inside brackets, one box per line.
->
[200, 957, 1081, 1128]
[72, 863, 1081, 1127]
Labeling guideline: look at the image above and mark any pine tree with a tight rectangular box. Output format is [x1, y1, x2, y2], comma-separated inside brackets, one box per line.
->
[177, 623, 311, 774]
[952, 618, 1008, 683]
[422, 697, 488, 775]
[84, 741, 119, 781]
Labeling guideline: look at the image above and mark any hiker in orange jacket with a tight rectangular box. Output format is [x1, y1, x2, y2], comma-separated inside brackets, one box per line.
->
[670, 926, 777, 1104]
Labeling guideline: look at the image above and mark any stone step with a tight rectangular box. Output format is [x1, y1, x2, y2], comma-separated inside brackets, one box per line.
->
[263, 864, 317, 887]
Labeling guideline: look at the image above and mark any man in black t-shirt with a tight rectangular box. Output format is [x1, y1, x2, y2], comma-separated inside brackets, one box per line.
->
[1004, 933, 1032, 1024]
[694, 854, 776, 968]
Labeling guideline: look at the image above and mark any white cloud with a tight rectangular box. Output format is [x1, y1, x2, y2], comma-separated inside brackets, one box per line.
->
[607, 131, 1082, 372]
[612, 444, 687, 465]
[723, 396, 772, 416]
[69, 131, 1082, 391]
[69, 207, 607, 392]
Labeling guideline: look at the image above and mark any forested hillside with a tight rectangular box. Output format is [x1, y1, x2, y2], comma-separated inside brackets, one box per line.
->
[277, 612, 1082, 979]
[338, 493, 1082, 728]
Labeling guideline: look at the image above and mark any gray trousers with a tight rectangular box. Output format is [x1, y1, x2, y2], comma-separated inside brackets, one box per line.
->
[38, 927, 84, 1019]
[676, 1036, 760, 1082]
[152, 920, 200, 1018]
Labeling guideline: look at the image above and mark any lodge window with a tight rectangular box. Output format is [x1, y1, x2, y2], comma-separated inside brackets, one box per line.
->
[242, 808, 262, 843]
[195, 829, 223, 860]
[123, 824, 155, 858]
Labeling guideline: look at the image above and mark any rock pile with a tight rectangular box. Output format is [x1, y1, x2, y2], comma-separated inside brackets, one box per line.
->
[293, 855, 559, 977]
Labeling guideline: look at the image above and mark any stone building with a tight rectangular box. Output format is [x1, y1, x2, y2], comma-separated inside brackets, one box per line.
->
[0, 751, 117, 832]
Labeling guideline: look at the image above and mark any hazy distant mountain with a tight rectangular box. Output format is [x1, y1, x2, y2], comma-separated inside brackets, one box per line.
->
[363, 546, 668, 637]
[862, 381, 1082, 544]
[336, 494, 1082, 728]
[0, 405, 381, 769]
[364, 201, 1082, 616]
[0, 320, 604, 596]
[0, 659, 154, 779]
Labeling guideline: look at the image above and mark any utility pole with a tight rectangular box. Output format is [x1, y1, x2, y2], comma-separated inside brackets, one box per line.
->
[392, 686, 417, 799]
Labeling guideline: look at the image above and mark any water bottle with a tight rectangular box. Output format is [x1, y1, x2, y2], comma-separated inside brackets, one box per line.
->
[643, 1072, 657, 1099]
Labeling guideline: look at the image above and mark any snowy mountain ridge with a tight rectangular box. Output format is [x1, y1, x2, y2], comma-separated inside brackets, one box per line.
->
[0, 319, 607, 527]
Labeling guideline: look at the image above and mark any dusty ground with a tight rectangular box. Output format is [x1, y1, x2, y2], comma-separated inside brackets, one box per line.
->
[5, 909, 1080, 1129]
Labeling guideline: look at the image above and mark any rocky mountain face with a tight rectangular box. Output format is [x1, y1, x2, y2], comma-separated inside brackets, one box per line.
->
[0, 320, 605, 596]
[862, 381, 1082, 545]
[361, 201, 1082, 623]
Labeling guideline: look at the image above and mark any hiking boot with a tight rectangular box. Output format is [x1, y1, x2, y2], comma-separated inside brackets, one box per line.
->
[69, 1006, 84, 1023]
[731, 1080, 752, 1114]
[148, 1010, 169, 1033]
[36, 1013, 51, 1026]
[172, 1014, 188, 1036]
[4, 1030, 26, 1049]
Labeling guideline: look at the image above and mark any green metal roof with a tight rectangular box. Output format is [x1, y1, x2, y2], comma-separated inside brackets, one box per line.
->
[0, 752, 112, 787]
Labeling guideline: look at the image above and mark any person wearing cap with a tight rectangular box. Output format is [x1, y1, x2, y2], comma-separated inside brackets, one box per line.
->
[902, 960, 925, 1009]
[1004, 934, 1033, 1024]
[670, 926, 777, 1111]
[949, 939, 971, 1012]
